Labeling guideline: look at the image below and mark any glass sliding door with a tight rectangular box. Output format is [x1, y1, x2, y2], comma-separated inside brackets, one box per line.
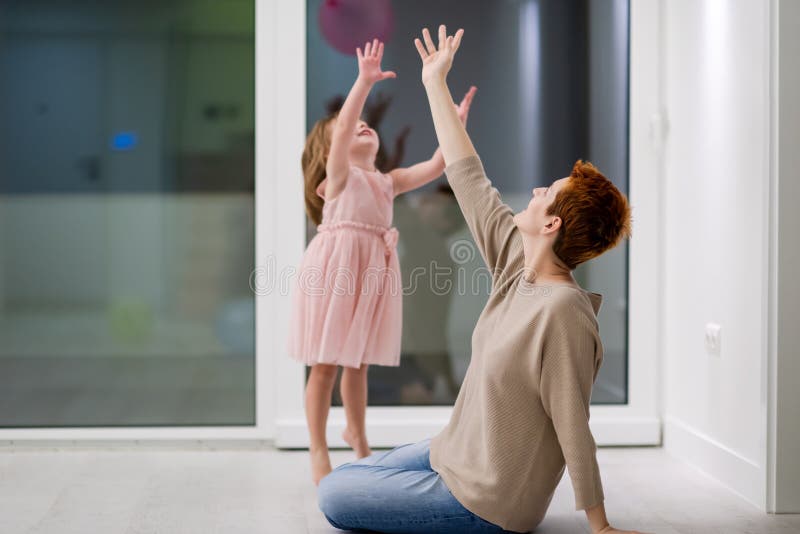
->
[305, 0, 630, 407]
[0, 0, 256, 426]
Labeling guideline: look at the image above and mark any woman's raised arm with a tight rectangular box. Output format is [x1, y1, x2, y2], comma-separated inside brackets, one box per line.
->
[415, 25, 521, 280]
[415, 26, 475, 165]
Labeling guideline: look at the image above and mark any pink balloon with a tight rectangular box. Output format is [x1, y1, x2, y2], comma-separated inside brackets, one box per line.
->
[318, 0, 395, 56]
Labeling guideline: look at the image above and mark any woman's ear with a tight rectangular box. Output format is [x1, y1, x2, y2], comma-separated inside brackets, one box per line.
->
[542, 216, 562, 235]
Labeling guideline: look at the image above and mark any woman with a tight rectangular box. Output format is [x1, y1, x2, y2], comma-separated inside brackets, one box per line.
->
[317, 26, 645, 534]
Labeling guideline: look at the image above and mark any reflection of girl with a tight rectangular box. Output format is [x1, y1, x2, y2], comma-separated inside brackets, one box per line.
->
[288, 39, 475, 485]
[318, 27, 644, 534]
[395, 184, 464, 403]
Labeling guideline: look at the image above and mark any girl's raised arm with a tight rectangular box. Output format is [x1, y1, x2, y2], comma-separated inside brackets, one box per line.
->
[326, 39, 396, 198]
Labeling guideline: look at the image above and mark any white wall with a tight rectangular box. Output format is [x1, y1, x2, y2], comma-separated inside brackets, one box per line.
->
[661, 0, 770, 508]
[772, 0, 800, 513]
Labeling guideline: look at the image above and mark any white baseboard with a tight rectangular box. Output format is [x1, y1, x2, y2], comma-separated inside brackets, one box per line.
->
[0, 427, 269, 442]
[664, 416, 764, 509]
[274, 413, 662, 448]
[591, 416, 662, 446]
[0, 416, 661, 448]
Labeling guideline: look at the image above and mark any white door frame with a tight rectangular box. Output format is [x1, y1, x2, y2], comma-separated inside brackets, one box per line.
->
[272, 0, 662, 448]
[0, 0, 662, 446]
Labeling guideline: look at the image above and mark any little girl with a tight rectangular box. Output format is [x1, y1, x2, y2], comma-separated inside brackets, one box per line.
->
[288, 38, 476, 485]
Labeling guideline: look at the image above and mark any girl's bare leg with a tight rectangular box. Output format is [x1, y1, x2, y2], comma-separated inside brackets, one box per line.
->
[305, 363, 339, 485]
[340, 364, 372, 458]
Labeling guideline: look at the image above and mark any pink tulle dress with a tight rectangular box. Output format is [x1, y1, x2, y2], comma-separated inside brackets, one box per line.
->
[287, 165, 402, 368]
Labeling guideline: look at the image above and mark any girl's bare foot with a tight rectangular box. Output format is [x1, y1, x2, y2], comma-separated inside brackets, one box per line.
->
[342, 427, 372, 459]
[310, 447, 333, 485]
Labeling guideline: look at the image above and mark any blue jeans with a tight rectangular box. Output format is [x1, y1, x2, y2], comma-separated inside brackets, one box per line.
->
[317, 438, 522, 533]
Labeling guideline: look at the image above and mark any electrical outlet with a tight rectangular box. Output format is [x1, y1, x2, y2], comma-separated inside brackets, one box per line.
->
[705, 323, 721, 357]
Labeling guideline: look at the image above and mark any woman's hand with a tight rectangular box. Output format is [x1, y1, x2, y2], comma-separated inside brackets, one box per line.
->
[596, 526, 653, 534]
[587, 503, 653, 534]
[414, 25, 464, 86]
[456, 86, 477, 126]
[357, 39, 396, 85]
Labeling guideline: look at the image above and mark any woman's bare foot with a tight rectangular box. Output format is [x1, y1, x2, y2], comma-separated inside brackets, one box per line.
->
[310, 446, 333, 485]
[342, 427, 372, 458]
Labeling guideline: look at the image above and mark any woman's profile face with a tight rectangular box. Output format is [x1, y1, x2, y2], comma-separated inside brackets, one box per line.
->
[513, 176, 570, 235]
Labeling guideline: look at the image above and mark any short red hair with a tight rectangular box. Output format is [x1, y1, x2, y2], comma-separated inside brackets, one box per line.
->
[547, 160, 632, 269]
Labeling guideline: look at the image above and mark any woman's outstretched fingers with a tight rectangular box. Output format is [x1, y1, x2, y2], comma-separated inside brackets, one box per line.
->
[422, 27, 436, 54]
[415, 26, 463, 85]
[372, 38, 379, 56]
[414, 38, 427, 59]
[452, 28, 464, 53]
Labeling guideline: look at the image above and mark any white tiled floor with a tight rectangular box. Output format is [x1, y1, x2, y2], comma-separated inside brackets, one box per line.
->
[0, 444, 797, 534]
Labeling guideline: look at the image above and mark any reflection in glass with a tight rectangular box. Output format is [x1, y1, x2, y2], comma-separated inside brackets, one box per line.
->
[307, 0, 629, 406]
[0, 0, 255, 426]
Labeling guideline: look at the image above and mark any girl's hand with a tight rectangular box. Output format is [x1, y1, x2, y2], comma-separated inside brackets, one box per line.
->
[456, 86, 477, 126]
[357, 39, 396, 85]
[414, 25, 464, 86]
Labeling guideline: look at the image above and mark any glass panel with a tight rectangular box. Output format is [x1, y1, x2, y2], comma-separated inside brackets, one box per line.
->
[306, 0, 629, 405]
[0, 0, 256, 426]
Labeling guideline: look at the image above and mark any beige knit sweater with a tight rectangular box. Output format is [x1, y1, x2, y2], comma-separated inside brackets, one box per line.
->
[429, 155, 605, 533]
